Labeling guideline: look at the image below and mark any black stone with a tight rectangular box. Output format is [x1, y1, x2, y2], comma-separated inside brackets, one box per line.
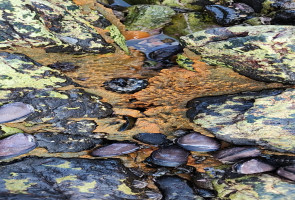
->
[148, 45, 183, 61]
[271, 9, 295, 25]
[58, 120, 97, 136]
[234, 0, 265, 12]
[47, 61, 79, 72]
[133, 132, 169, 145]
[35, 132, 104, 153]
[103, 78, 148, 93]
[205, 5, 240, 26]
[118, 116, 137, 131]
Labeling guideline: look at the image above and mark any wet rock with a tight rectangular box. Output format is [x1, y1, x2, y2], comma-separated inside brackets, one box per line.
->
[0, 133, 37, 159]
[262, 154, 295, 166]
[0, 102, 34, 124]
[155, 176, 203, 200]
[0, 157, 146, 199]
[58, 120, 97, 136]
[103, 78, 148, 93]
[177, 132, 220, 152]
[47, 62, 79, 72]
[35, 132, 103, 153]
[233, 158, 275, 174]
[180, 25, 295, 84]
[133, 132, 169, 145]
[148, 45, 183, 61]
[277, 165, 295, 181]
[235, 0, 265, 12]
[0, 0, 115, 54]
[124, 5, 175, 31]
[118, 116, 137, 131]
[214, 147, 261, 164]
[91, 142, 139, 157]
[207, 167, 295, 199]
[148, 145, 189, 167]
[272, 9, 295, 25]
[205, 5, 240, 26]
[187, 88, 295, 153]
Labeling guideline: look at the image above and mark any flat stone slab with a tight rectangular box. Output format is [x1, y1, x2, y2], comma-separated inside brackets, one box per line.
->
[187, 89, 295, 153]
[180, 25, 295, 84]
[0, 157, 146, 199]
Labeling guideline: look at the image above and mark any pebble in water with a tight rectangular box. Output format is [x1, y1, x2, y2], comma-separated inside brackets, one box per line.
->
[149, 145, 189, 167]
[214, 147, 261, 164]
[103, 78, 148, 93]
[0, 133, 37, 159]
[47, 61, 79, 72]
[177, 132, 220, 152]
[277, 165, 295, 181]
[91, 142, 139, 157]
[233, 158, 275, 174]
[133, 133, 169, 145]
[0, 102, 34, 123]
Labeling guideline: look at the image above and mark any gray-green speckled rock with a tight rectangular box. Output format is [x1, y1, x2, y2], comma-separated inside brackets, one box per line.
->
[0, 157, 148, 199]
[0, 0, 115, 54]
[180, 25, 295, 84]
[187, 89, 295, 153]
[124, 5, 175, 31]
[206, 166, 295, 200]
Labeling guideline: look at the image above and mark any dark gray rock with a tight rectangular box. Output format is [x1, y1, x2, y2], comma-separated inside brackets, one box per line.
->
[133, 133, 169, 145]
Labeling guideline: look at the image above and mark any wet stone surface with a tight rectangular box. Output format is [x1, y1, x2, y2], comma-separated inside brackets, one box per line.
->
[91, 142, 139, 157]
[103, 78, 148, 93]
[133, 133, 169, 145]
[0, 157, 146, 199]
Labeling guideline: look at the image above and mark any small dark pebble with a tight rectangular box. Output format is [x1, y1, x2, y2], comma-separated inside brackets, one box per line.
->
[103, 78, 148, 93]
[177, 132, 220, 152]
[0, 133, 37, 159]
[91, 142, 139, 157]
[233, 158, 275, 174]
[118, 116, 137, 131]
[133, 133, 169, 145]
[214, 146, 261, 164]
[148, 45, 183, 61]
[47, 61, 79, 72]
[277, 165, 295, 181]
[149, 145, 189, 167]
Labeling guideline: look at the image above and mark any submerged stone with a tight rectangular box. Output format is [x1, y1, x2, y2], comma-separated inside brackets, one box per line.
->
[0, 157, 146, 199]
[0, 133, 37, 159]
[35, 132, 104, 153]
[149, 145, 189, 167]
[180, 25, 295, 84]
[214, 147, 261, 164]
[187, 89, 295, 153]
[233, 158, 275, 174]
[177, 132, 220, 152]
[0, 102, 34, 124]
[47, 62, 79, 72]
[148, 45, 183, 61]
[277, 165, 295, 181]
[91, 142, 139, 157]
[103, 78, 148, 93]
[155, 176, 203, 200]
[133, 132, 169, 145]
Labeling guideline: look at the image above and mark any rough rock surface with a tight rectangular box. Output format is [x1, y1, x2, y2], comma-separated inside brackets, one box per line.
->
[187, 89, 295, 153]
[180, 25, 295, 84]
[0, 157, 146, 199]
[0, 0, 115, 53]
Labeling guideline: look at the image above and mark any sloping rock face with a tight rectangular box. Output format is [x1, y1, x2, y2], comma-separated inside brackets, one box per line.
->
[0, 0, 115, 53]
[0, 157, 146, 199]
[180, 25, 295, 84]
[187, 89, 295, 153]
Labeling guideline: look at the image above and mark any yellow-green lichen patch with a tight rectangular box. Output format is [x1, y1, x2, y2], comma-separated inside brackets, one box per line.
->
[71, 180, 96, 193]
[107, 25, 129, 54]
[4, 178, 36, 194]
[0, 125, 24, 139]
[117, 180, 137, 195]
[176, 54, 195, 71]
[161, 0, 202, 10]
[56, 175, 77, 184]
[34, 91, 69, 99]
[43, 161, 82, 170]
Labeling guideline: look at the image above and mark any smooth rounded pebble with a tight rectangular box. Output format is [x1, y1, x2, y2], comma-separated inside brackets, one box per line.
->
[214, 147, 261, 163]
[233, 158, 275, 174]
[0, 102, 34, 123]
[91, 142, 139, 157]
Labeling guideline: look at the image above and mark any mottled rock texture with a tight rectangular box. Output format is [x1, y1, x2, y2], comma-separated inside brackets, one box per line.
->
[0, 0, 115, 53]
[187, 89, 295, 153]
[180, 25, 295, 84]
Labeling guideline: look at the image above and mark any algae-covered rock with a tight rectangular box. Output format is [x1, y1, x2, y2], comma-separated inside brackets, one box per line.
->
[0, 157, 146, 199]
[0, 0, 115, 54]
[180, 25, 295, 84]
[187, 89, 295, 153]
[206, 167, 295, 200]
[124, 5, 175, 31]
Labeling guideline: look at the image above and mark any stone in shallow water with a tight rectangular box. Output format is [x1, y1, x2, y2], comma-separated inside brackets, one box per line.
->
[233, 158, 275, 174]
[0, 133, 37, 159]
[177, 132, 220, 152]
[149, 145, 189, 167]
[214, 147, 261, 164]
[133, 132, 169, 145]
[277, 165, 295, 181]
[0, 157, 146, 199]
[186, 89, 295, 153]
[155, 175, 203, 200]
[103, 78, 148, 93]
[0, 102, 34, 123]
[91, 142, 139, 157]
[180, 25, 295, 84]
